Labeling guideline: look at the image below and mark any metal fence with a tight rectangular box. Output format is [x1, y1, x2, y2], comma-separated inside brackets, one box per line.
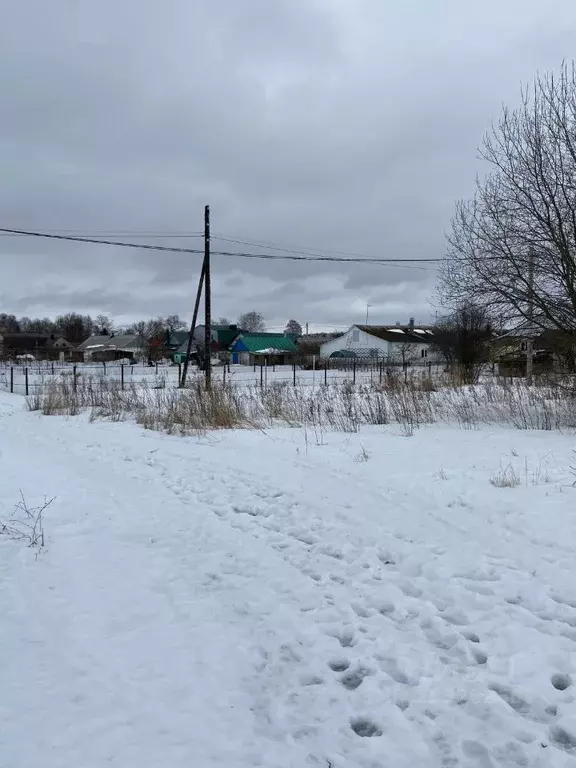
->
[0, 359, 445, 396]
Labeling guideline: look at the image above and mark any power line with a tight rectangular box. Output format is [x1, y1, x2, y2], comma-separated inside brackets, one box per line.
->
[0, 227, 442, 265]
[0, 230, 204, 238]
[212, 232, 400, 261]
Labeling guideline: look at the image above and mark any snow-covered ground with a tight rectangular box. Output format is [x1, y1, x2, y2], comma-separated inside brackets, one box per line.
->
[1, 391, 576, 767]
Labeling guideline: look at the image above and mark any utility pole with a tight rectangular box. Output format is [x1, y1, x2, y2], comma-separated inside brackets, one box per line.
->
[366, 303, 371, 325]
[203, 205, 212, 389]
[526, 251, 534, 386]
[179, 263, 205, 388]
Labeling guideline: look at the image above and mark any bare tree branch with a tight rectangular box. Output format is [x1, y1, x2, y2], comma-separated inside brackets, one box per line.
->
[440, 62, 576, 332]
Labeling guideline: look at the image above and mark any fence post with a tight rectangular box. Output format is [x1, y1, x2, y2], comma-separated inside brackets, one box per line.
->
[155, 361, 158, 375]
[353, 358, 356, 384]
[379, 361, 383, 384]
[10, 366, 13, 394]
[51, 362, 54, 375]
[324, 360, 328, 386]
[25, 367, 29, 396]
[223, 364, 226, 386]
[73, 365, 77, 392]
[293, 361, 296, 387]
[260, 364, 264, 388]
[121, 363, 125, 391]
[178, 363, 182, 387]
[103, 361, 107, 375]
[312, 355, 316, 389]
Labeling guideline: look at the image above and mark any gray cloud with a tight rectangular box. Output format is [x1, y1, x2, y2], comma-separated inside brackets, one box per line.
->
[1, 0, 576, 331]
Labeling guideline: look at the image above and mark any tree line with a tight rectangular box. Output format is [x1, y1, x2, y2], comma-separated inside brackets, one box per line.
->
[0, 309, 304, 344]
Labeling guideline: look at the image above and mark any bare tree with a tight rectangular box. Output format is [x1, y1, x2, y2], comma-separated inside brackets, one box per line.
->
[285, 319, 302, 337]
[19, 316, 56, 334]
[433, 304, 493, 383]
[216, 317, 230, 325]
[165, 314, 184, 333]
[125, 320, 147, 337]
[238, 310, 265, 332]
[440, 63, 576, 332]
[93, 314, 113, 335]
[0, 313, 20, 332]
[54, 313, 93, 343]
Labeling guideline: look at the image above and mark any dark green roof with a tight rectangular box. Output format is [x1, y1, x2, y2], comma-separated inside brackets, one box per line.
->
[233, 333, 298, 353]
[214, 327, 240, 347]
[168, 330, 189, 347]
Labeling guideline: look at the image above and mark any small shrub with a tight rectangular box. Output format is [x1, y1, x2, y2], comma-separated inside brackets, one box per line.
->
[0, 493, 54, 548]
[354, 444, 371, 463]
[490, 463, 520, 488]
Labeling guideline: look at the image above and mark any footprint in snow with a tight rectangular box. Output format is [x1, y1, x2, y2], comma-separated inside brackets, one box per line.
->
[328, 658, 350, 672]
[329, 627, 356, 648]
[377, 655, 417, 686]
[300, 673, 324, 687]
[399, 581, 423, 598]
[439, 609, 469, 626]
[350, 717, 382, 738]
[471, 648, 488, 665]
[489, 683, 531, 717]
[551, 673, 572, 691]
[351, 601, 372, 619]
[340, 666, 372, 691]
[461, 740, 495, 767]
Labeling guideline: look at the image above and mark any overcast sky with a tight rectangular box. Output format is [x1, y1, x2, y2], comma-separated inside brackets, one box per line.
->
[1, 0, 576, 332]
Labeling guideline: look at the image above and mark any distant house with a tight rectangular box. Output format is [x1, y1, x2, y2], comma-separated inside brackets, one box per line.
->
[77, 334, 146, 362]
[230, 333, 298, 366]
[0, 332, 76, 361]
[166, 330, 189, 355]
[320, 324, 439, 364]
[492, 323, 576, 375]
[172, 324, 243, 363]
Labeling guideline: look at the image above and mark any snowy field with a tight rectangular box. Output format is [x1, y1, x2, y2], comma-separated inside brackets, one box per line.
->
[1, 390, 576, 767]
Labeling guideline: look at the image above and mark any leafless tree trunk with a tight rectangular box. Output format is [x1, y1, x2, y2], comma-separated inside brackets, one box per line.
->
[440, 62, 576, 332]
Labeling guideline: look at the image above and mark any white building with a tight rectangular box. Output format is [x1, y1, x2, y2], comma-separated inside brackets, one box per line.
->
[320, 325, 440, 364]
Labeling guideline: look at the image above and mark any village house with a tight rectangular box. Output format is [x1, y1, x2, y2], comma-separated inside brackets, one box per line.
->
[0, 331, 77, 361]
[320, 323, 440, 365]
[172, 324, 242, 364]
[492, 323, 576, 376]
[77, 333, 147, 362]
[230, 332, 298, 366]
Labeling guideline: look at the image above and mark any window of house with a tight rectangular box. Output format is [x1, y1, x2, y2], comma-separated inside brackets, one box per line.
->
[351, 330, 360, 342]
[521, 341, 527, 351]
[421, 348, 428, 358]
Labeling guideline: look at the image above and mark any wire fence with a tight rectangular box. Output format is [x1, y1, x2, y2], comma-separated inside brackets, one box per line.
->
[0, 359, 446, 396]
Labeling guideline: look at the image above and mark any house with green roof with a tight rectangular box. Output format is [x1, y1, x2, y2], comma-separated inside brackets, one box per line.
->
[230, 333, 298, 366]
[172, 324, 243, 363]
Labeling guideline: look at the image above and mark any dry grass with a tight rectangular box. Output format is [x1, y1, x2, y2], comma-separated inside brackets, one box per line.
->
[24, 372, 576, 438]
[490, 463, 521, 488]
